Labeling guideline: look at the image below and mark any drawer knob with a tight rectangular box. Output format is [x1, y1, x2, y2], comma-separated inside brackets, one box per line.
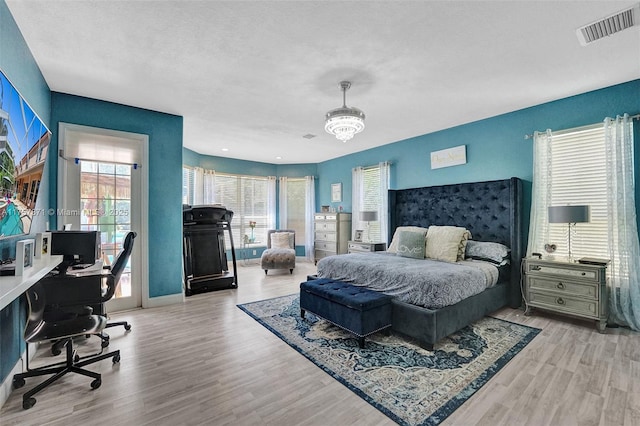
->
[556, 282, 565, 290]
[532, 265, 541, 271]
[556, 297, 565, 305]
[581, 272, 586, 276]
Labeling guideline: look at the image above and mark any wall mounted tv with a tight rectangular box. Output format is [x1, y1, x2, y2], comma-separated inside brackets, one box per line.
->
[0, 69, 51, 238]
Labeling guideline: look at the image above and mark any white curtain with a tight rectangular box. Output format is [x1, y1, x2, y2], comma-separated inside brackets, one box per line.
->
[193, 167, 204, 205]
[203, 169, 215, 204]
[378, 161, 391, 244]
[352, 166, 364, 239]
[305, 176, 316, 262]
[526, 130, 553, 256]
[267, 176, 277, 231]
[278, 177, 288, 229]
[604, 114, 640, 330]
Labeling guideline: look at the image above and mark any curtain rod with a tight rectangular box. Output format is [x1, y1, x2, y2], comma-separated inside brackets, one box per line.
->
[523, 113, 640, 140]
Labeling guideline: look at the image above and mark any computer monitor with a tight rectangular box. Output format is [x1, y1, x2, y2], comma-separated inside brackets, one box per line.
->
[51, 230, 100, 275]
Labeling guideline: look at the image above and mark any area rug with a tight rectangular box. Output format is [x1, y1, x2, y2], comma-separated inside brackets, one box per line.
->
[237, 294, 540, 426]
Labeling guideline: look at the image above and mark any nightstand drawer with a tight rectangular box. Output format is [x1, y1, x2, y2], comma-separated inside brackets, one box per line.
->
[529, 291, 598, 318]
[527, 264, 598, 281]
[528, 277, 598, 299]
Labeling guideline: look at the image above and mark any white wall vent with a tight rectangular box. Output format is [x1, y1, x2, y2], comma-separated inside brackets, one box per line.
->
[576, 3, 640, 45]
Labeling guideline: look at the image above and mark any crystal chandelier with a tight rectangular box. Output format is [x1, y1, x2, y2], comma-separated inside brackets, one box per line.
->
[325, 81, 365, 142]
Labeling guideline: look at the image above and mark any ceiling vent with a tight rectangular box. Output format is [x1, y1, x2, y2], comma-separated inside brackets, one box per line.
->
[576, 3, 640, 45]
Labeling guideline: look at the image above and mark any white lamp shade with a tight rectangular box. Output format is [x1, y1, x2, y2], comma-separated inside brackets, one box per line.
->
[548, 205, 590, 223]
[360, 211, 378, 222]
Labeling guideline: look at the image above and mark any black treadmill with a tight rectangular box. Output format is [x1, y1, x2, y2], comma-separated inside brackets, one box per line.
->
[182, 205, 238, 296]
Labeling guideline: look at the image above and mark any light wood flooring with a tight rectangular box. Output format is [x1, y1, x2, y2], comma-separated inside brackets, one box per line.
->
[1, 260, 638, 425]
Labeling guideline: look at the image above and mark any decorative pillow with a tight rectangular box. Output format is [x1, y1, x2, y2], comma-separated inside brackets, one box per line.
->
[425, 226, 469, 263]
[457, 230, 472, 261]
[396, 230, 426, 259]
[387, 226, 428, 253]
[465, 241, 510, 265]
[271, 232, 293, 249]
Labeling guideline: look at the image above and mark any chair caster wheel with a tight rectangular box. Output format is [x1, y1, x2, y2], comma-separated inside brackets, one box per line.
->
[74, 354, 80, 363]
[91, 379, 102, 389]
[113, 354, 121, 363]
[13, 377, 25, 389]
[51, 347, 61, 356]
[101, 339, 110, 348]
[23, 397, 36, 409]
[124, 324, 132, 331]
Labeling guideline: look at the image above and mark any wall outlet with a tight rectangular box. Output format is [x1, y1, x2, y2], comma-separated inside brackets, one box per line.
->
[252, 249, 257, 255]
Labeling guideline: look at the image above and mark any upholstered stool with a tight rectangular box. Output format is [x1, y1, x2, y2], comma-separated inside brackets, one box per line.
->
[300, 278, 392, 348]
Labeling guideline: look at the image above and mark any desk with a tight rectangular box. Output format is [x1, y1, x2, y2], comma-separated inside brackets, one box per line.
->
[0, 256, 63, 311]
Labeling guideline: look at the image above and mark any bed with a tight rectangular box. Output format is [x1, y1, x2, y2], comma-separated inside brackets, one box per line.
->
[317, 177, 523, 350]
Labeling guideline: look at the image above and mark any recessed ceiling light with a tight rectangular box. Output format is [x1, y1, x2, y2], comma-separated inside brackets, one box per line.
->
[221, 148, 229, 152]
[275, 156, 282, 160]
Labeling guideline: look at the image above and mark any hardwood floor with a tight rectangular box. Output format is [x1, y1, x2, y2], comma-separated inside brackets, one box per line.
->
[1, 260, 638, 425]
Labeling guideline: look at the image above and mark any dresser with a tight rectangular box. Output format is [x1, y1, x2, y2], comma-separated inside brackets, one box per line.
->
[523, 257, 608, 332]
[314, 213, 351, 263]
[347, 241, 387, 253]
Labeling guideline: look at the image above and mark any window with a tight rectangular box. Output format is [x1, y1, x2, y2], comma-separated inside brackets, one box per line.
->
[282, 178, 306, 244]
[546, 125, 608, 259]
[529, 121, 633, 260]
[182, 166, 194, 205]
[352, 162, 390, 243]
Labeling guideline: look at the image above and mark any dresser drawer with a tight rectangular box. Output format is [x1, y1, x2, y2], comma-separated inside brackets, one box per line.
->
[315, 222, 337, 232]
[528, 277, 599, 300]
[314, 241, 337, 251]
[315, 231, 336, 242]
[348, 242, 371, 252]
[314, 249, 335, 261]
[314, 214, 337, 221]
[529, 291, 598, 318]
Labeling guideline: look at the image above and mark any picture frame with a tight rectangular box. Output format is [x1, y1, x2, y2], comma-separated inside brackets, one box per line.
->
[15, 239, 35, 276]
[331, 183, 342, 202]
[321, 205, 330, 213]
[35, 232, 52, 259]
[354, 230, 364, 242]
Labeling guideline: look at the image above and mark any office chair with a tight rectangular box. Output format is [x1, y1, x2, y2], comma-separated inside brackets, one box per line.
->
[12, 280, 121, 410]
[98, 231, 136, 346]
[49, 231, 136, 354]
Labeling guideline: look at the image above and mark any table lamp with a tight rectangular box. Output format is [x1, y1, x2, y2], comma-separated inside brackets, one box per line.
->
[548, 205, 590, 261]
[360, 211, 378, 243]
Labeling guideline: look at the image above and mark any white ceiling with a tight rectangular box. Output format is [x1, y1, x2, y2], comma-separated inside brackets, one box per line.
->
[6, 1, 640, 164]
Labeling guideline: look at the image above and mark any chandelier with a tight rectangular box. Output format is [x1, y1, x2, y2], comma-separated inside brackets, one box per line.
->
[325, 81, 365, 142]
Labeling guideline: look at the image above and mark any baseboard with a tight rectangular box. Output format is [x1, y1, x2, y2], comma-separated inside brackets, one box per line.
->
[0, 342, 38, 409]
[142, 292, 184, 309]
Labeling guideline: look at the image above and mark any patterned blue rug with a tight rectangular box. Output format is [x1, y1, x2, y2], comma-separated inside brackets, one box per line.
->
[237, 294, 540, 426]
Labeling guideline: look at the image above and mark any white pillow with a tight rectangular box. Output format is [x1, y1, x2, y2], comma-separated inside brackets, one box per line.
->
[271, 232, 293, 249]
[425, 226, 469, 263]
[387, 226, 428, 253]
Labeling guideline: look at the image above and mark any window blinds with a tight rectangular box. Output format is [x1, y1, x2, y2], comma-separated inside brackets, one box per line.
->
[548, 124, 609, 259]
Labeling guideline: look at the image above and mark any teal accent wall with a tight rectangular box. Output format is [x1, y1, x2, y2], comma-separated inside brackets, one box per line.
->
[50, 93, 184, 298]
[0, 0, 52, 386]
[317, 79, 640, 238]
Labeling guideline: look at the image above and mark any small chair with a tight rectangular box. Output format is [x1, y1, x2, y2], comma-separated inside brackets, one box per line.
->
[261, 229, 296, 275]
[12, 281, 121, 410]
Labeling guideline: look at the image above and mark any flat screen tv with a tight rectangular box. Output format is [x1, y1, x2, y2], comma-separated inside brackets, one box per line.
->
[0, 69, 51, 238]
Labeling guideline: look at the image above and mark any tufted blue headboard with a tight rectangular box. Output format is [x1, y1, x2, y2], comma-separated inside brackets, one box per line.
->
[388, 177, 523, 307]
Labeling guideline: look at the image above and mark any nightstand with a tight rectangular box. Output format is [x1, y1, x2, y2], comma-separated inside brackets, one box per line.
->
[347, 241, 387, 253]
[523, 257, 608, 332]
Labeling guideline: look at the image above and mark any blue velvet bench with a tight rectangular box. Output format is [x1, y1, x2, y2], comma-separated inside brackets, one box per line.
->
[299, 278, 392, 348]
